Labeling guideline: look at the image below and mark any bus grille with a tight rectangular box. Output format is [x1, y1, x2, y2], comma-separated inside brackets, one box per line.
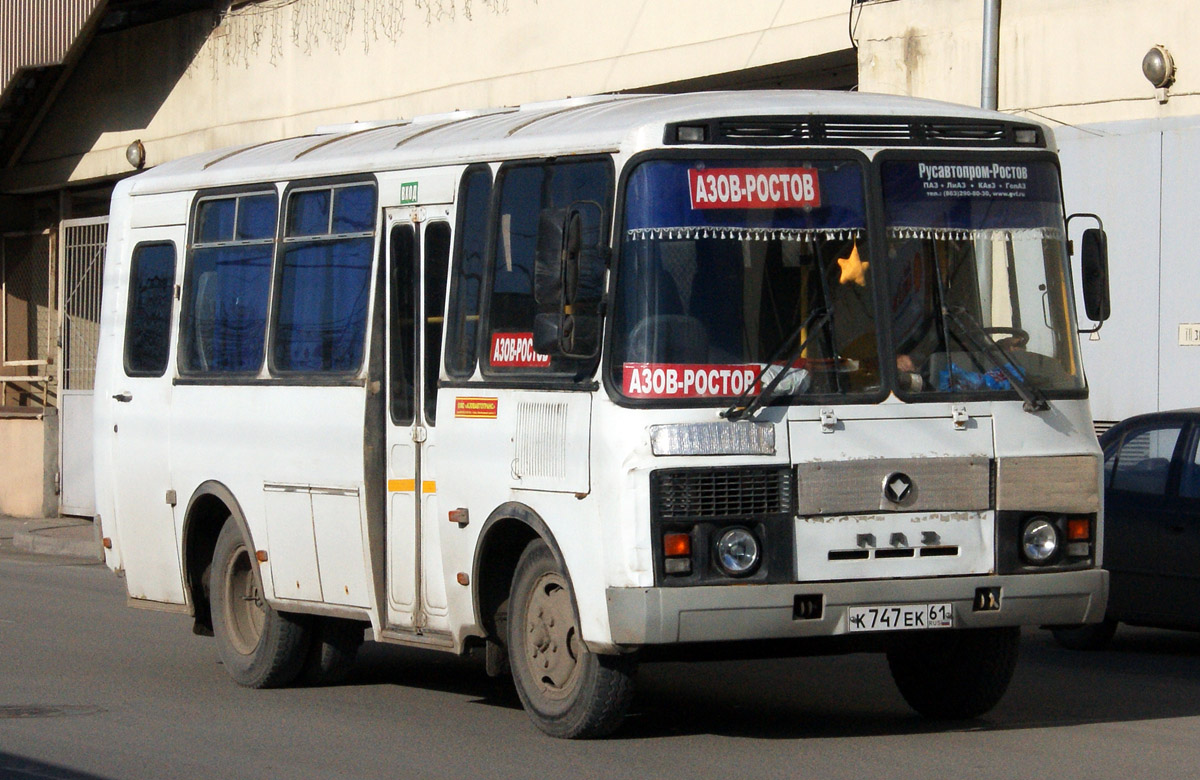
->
[651, 466, 794, 521]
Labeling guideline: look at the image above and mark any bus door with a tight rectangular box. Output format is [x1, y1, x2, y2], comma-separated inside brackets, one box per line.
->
[108, 228, 186, 604]
[384, 209, 453, 635]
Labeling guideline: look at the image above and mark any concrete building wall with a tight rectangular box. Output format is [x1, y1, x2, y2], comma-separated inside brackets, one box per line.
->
[0, 410, 56, 517]
[4, 0, 854, 192]
[11, 0, 1196, 192]
[855, 0, 1200, 125]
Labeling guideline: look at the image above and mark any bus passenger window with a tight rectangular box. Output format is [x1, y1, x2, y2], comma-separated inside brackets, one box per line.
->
[445, 166, 492, 378]
[181, 192, 276, 374]
[123, 242, 176, 377]
[273, 183, 377, 373]
[424, 222, 451, 423]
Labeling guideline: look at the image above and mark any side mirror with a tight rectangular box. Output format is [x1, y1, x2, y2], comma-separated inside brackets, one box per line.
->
[532, 201, 608, 358]
[1067, 213, 1111, 334]
[1080, 227, 1110, 327]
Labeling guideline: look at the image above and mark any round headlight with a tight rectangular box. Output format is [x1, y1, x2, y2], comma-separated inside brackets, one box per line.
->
[715, 527, 760, 576]
[1022, 517, 1059, 563]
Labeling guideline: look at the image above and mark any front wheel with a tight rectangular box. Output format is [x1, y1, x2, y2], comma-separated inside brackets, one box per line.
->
[887, 627, 1020, 719]
[211, 520, 310, 688]
[508, 540, 636, 738]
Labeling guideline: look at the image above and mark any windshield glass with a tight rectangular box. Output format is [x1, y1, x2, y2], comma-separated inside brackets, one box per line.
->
[611, 157, 879, 402]
[881, 158, 1084, 396]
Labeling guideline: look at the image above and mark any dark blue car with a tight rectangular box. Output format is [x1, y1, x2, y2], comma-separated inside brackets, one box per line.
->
[1054, 409, 1200, 650]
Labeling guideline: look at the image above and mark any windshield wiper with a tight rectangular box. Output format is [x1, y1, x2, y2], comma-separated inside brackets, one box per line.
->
[941, 305, 1049, 413]
[722, 308, 832, 421]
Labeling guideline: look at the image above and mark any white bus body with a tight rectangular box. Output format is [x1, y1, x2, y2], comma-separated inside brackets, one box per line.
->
[95, 91, 1107, 738]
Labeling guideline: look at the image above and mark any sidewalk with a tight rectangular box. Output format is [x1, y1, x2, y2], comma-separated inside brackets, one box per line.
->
[0, 514, 104, 561]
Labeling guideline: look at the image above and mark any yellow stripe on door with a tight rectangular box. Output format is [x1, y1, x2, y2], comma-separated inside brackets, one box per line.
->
[387, 479, 436, 493]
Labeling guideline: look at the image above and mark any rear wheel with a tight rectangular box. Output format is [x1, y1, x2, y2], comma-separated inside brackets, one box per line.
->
[887, 627, 1020, 719]
[508, 540, 636, 739]
[1051, 618, 1117, 651]
[300, 618, 363, 685]
[211, 520, 310, 688]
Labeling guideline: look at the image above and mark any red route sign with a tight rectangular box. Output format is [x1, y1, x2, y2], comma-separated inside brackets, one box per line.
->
[622, 363, 762, 399]
[489, 332, 550, 367]
[688, 167, 820, 210]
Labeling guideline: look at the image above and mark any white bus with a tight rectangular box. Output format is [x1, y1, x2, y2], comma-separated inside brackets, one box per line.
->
[95, 91, 1112, 738]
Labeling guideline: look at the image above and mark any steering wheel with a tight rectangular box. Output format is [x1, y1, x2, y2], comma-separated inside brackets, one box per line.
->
[982, 326, 1029, 349]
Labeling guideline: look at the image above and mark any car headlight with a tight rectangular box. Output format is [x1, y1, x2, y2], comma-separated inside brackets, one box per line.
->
[715, 527, 760, 577]
[1021, 516, 1059, 563]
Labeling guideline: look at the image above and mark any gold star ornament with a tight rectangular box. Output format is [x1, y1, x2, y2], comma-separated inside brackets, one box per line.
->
[837, 241, 868, 286]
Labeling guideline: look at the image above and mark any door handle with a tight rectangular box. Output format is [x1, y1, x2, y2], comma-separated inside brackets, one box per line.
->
[112, 391, 133, 403]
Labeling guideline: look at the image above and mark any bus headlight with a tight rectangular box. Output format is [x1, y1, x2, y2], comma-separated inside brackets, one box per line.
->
[1021, 516, 1059, 563]
[715, 527, 760, 577]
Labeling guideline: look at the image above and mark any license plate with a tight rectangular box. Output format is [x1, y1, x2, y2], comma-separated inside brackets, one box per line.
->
[846, 603, 953, 633]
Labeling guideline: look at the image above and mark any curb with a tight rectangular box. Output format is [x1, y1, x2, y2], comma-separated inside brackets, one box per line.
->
[13, 522, 105, 561]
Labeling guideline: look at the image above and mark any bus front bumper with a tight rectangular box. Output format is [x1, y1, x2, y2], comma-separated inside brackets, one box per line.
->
[604, 569, 1108, 646]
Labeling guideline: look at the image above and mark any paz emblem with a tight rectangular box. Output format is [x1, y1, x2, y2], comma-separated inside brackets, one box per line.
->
[883, 472, 914, 504]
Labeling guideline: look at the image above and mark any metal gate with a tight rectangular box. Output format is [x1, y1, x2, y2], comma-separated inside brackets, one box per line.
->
[58, 216, 107, 517]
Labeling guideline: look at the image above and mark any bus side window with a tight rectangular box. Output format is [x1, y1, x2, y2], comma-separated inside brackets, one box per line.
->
[180, 192, 276, 375]
[445, 165, 492, 378]
[123, 242, 177, 377]
[424, 222, 451, 423]
[273, 183, 377, 373]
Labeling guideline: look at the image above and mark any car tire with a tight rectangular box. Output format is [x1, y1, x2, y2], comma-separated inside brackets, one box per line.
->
[887, 626, 1020, 719]
[507, 540, 636, 739]
[211, 520, 310, 688]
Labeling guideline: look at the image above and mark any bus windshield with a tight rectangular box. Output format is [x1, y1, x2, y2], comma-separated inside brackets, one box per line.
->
[611, 157, 880, 401]
[882, 158, 1084, 397]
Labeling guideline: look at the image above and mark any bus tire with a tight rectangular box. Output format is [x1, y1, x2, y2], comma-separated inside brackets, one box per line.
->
[211, 520, 309, 688]
[508, 540, 636, 739]
[300, 618, 363, 685]
[1051, 618, 1117, 651]
[886, 626, 1019, 720]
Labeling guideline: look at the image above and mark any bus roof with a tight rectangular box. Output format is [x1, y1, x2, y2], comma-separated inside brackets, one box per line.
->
[123, 90, 1044, 196]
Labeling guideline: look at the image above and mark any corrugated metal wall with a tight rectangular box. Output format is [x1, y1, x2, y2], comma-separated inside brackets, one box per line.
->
[0, 0, 105, 100]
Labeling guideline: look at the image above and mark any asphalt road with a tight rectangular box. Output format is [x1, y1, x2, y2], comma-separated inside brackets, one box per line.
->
[5, 548, 1200, 780]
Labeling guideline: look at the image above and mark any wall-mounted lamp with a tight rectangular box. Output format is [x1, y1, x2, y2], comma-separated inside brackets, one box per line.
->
[125, 139, 146, 169]
[1142, 45, 1176, 104]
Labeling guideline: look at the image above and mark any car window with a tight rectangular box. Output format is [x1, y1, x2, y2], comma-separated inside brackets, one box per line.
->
[1181, 427, 1200, 499]
[1110, 425, 1183, 496]
[1103, 442, 1117, 489]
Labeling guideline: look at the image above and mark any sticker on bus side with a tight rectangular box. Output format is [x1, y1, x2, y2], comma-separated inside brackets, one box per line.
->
[455, 397, 498, 419]
[489, 332, 551, 367]
[622, 363, 761, 399]
[688, 167, 820, 210]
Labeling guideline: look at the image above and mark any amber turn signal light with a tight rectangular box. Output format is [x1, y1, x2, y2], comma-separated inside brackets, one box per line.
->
[663, 533, 691, 557]
[1067, 518, 1090, 541]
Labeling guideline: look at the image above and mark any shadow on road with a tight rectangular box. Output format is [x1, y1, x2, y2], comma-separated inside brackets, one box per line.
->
[339, 624, 1200, 740]
[0, 752, 115, 780]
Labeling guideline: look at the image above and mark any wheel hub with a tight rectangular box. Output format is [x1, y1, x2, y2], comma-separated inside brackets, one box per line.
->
[224, 544, 265, 656]
[523, 572, 581, 699]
